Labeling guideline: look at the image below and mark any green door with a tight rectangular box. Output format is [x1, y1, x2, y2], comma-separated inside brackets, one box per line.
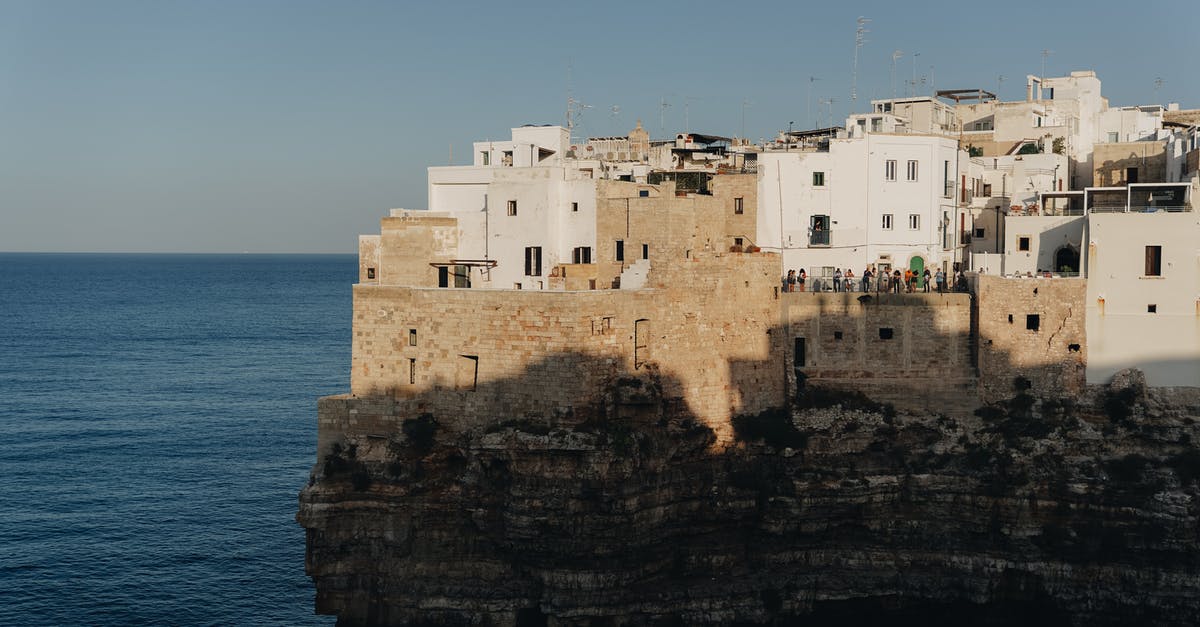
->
[909, 256, 925, 288]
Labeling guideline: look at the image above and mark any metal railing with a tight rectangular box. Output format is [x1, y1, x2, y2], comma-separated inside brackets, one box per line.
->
[809, 231, 831, 246]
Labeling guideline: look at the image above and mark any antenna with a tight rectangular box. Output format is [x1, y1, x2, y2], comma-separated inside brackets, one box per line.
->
[890, 50, 904, 100]
[997, 75, 1006, 101]
[819, 97, 836, 128]
[851, 17, 870, 104]
[659, 96, 671, 137]
[807, 76, 821, 130]
[1154, 77, 1164, 103]
[910, 52, 920, 97]
[1040, 49, 1054, 79]
[741, 99, 753, 140]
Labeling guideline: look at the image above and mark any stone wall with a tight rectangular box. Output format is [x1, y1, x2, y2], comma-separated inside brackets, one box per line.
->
[976, 275, 1086, 402]
[782, 291, 977, 413]
[1093, 141, 1167, 186]
[594, 174, 757, 289]
[337, 251, 785, 450]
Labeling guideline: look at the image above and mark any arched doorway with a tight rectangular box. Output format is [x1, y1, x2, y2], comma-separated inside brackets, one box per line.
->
[1054, 245, 1079, 274]
[909, 256, 926, 288]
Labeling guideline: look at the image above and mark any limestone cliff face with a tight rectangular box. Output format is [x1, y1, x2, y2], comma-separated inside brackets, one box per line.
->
[298, 373, 1200, 626]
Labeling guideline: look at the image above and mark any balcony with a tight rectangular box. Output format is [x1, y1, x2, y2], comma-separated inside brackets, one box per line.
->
[809, 231, 831, 247]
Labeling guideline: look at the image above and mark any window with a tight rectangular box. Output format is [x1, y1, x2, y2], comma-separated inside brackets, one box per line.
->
[1145, 245, 1161, 276]
[638, 189, 650, 198]
[453, 264, 470, 288]
[879, 328, 894, 340]
[524, 246, 542, 276]
[812, 172, 825, 186]
[366, 267, 376, 280]
[571, 202, 579, 212]
[882, 214, 893, 230]
[507, 200, 517, 216]
[906, 160, 918, 181]
[908, 214, 920, 230]
[634, 319, 651, 369]
[833, 331, 843, 340]
[1018, 236, 1031, 252]
[409, 329, 417, 346]
[457, 355, 478, 391]
[885, 159, 897, 181]
[974, 227, 985, 238]
[1107, 132, 1119, 143]
[615, 240, 624, 262]
[943, 160, 952, 197]
[572, 247, 592, 264]
[481, 151, 490, 166]
[734, 197, 744, 214]
[810, 215, 830, 245]
[408, 358, 416, 384]
[437, 266, 449, 288]
[734, 237, 744, 247]
[1126, 167, 1139, 184]
[641, 244, 649, 259]
[1026, 314, 1040, 331]
[1147, 304, 1157, 313]
[501, 150, 513, 166]
[871, 117, 883, 132]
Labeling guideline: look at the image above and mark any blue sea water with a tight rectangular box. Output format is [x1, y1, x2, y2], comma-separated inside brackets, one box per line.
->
[0, 253, 352, 625]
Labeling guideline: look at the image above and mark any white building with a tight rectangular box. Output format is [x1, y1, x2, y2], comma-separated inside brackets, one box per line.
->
[1084, 209, 1199, 387]
[756, 131, 969, 285]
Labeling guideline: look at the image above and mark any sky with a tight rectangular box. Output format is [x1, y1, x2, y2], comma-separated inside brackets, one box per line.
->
[2, 0, 1197, 253]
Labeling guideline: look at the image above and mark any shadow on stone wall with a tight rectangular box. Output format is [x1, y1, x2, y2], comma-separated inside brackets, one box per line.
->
[299, 313, 1200, 626]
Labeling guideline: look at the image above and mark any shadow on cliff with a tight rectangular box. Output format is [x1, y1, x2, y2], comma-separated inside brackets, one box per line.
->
[300, 308, 1200, 627]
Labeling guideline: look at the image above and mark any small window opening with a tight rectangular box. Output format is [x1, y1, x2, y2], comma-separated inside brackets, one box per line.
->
[507, 200, 517, 216]
[615, 240, 624, 262]
[733, 197, 744, 214]
[408, 358, 416, 384]
[458, 355, 478, 391]
[879, 328, 894, 340]
[638, 189, 650, 198]
[571, 202, 579, 212]
[834, 331, 844, 340]
[1068, 343, 1081, 352]
[366, 267, 376, 280]
[409, 329, 417, 346]
[1008, 314, 1013, 324]
[1147, 304, 1157, 313]
[641, 244, 649, 259]
[1018, 236, 1031, 252]
[1026, 314, 1040, 331]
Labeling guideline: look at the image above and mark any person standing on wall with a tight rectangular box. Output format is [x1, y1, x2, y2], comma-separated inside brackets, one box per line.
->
[935, 268, 945, 293]
[833, 268, 843, 292]
[922, 268, 931, 293]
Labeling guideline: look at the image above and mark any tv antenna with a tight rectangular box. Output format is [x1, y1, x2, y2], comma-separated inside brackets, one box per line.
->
[1040, 49, 1054, 79]
[997, 75, 1006, 100]
[807, 76, 821, 130]
[1154, 77, 1164, 102]
[659, 96, 671, 136]
[890, 50, 904, 100]
[819, 97, 836, 128]
[684, 96, 701, 134]
[910, 52, 920, 97]
[851, 17, 870, 104]
[740, 99, 753, 140]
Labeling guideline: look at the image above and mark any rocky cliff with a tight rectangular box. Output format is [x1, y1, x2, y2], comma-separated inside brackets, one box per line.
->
[298, 371, 1200, 625]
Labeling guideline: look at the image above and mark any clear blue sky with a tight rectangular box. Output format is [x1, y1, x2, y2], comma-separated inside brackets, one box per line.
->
[2, 0, 1196, 253]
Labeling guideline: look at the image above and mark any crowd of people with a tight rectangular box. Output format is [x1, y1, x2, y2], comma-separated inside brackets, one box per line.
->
[782, 266, 969, 294]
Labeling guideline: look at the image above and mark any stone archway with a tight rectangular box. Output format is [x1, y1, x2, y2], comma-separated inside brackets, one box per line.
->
[1055, 245, 1080, 274]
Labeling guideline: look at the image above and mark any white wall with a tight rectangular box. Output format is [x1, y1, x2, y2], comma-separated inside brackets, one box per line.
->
[1003, 215, 1085, 276]
[1085, 211, 1200, 386]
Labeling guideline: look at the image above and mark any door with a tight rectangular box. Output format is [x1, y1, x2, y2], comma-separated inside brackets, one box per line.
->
[909, 256, 925, 288]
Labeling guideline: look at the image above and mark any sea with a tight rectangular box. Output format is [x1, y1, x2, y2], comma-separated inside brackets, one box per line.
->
[0, 253, 353, 625]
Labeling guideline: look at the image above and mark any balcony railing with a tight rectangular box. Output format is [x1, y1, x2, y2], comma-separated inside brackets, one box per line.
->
[1089, 205, 1192, 213]
[809, 231, 831, 246]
